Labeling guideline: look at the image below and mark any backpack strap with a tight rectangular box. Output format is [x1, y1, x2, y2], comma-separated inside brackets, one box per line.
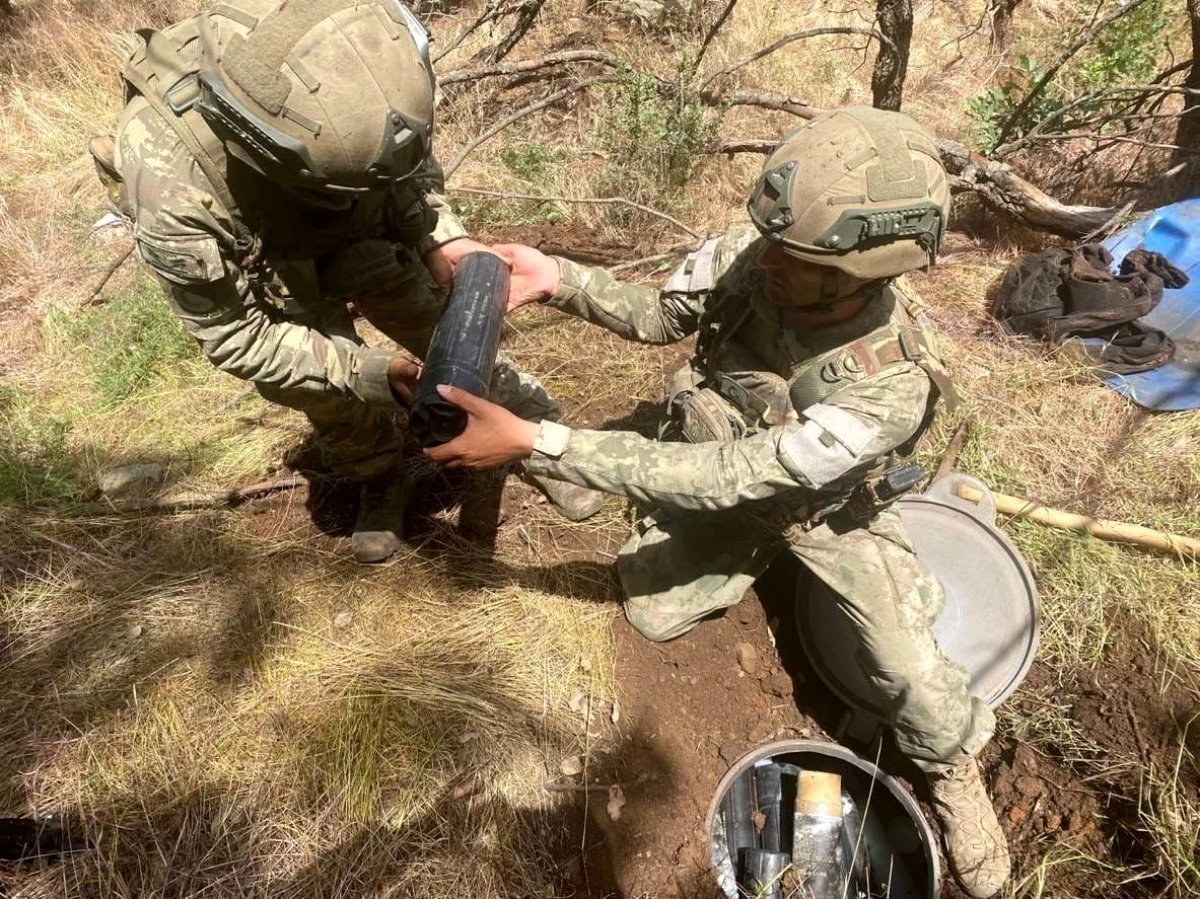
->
[122, 21, 251, 247]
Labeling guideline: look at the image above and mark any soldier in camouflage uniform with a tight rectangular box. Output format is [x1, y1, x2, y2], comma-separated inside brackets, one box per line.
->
[104, 0, 602, 563]
[425, 108, 1011, 897]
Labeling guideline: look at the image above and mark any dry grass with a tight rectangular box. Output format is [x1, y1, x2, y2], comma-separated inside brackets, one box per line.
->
[2, 0, 1199, 897]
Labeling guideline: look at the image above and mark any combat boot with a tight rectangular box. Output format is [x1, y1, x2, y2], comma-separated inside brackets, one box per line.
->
[927, 758, 1011, 898]
[525, 472, 606, 522]
[352, 465, 413, 564]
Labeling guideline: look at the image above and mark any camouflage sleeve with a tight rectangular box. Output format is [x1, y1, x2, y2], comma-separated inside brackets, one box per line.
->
[545, 257, 707, 345]
[115, 99, 403, 408]
[525, 365, 932, 511]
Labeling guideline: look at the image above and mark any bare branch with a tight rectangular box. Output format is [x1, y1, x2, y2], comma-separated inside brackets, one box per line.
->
[432, 1, 517, 64]
[86, 244, 135, 305]
[70, 474, 311, 516]
[994, 0, 1156, 147]
[488, 0, 547, 64]
[444, 76, 617, 178]
[700, 88, 818, 118]
[710, 137, 777, 155]
[996, 84, 1200, 156]
[699, 27, 887, 93]
[439, 49, 620, 87]
[608, 244, 695, 274]
[446, 187, 704, 239]
[693, 0, 740, 75]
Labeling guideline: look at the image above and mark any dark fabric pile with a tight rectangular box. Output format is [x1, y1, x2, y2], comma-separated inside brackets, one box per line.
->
[991, 244, 1188, 374]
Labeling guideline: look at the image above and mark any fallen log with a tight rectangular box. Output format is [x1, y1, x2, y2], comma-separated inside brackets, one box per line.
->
[955, 483, 1200, 560]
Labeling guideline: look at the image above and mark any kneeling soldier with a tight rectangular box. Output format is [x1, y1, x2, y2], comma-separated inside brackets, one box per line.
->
[426, 107, 1011, 897]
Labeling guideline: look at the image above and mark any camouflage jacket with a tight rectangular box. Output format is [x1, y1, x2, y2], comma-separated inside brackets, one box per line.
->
[113, 14, 468, 408]
[526, 225, 949, 516]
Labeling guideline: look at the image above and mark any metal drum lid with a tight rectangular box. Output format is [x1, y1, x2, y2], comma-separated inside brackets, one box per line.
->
[795, 490, 1039, 729]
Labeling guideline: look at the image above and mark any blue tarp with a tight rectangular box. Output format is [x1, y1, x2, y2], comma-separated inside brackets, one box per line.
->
[1101, 199, 1200, 411]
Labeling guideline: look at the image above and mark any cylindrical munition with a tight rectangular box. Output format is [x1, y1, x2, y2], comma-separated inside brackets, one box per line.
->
[753, 762, 785, 852]
[410, 252, 510, 447]
[791, 770, 847, 899]
[740, 848, 791, 899]
[839, 790, 871, 898]
[722, 768, 759, 866]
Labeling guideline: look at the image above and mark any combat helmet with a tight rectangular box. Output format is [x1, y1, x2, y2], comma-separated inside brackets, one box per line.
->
[747, 106, 950, 280]
[184, 0, 436, 195]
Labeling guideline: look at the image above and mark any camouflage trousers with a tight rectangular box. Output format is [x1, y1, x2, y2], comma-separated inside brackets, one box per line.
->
[260, 241, 556, 479]
[617, 503, 995, 772]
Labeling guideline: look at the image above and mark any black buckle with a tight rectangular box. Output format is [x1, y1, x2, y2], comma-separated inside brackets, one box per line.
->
[165, 74, 201, 114]
[898, 328, 923, 361]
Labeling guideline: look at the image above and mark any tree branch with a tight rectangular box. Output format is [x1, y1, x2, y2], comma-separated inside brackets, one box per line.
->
[693, 0, 740, 75]
[444, 76, 617, 178]
[699, 27, 887, 93]
[488, 0, 547, 64]
[70, 474, 311, 516]
[446, 187, 704, 239]
[994, 0, 1156, 147]
[439, 49, 620, 87]
[433, 1, 518, 64]
[700, 88, 818, 118]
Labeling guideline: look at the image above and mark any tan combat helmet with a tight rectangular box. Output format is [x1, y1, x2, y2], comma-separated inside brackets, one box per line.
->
[747, 106, 950, 280]
[187, 0, 435, 194]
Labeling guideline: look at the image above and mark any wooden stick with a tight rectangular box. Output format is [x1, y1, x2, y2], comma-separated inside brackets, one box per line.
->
[700, 26, 886, 93]
[933, 415, 973, 483]
[86, 244, 135, 305]
[439, 49, 617, 87]
[69, 473, 311, 517]
[954, 484, 1200, 559]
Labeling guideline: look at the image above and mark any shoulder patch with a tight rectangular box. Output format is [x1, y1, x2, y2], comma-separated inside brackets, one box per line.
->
[135, 228, 225, 285]
[662, 235, 721, 295]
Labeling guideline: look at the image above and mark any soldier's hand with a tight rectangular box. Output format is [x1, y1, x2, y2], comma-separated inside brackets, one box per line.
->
[387, 357, 421, 407]
[422, 237, 497, 289]
[423, 385, 538, 469]
[494, 243, 559, 313]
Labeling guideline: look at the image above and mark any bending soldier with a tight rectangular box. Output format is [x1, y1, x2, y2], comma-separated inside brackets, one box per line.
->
[104, 0, 603, 563]
[425, 107, 1011, 897]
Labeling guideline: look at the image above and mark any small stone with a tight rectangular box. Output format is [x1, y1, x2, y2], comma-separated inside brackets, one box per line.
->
[761, 672, 793, 698]
[1008, 805, 1028, 825]
[98, 463, 165, 499]
[128, 624, 143, 639]
[568, 691, 589, 715]
[580, 658, 592, 673]
[1015, 775, 1043, 798]
[1046, 812, 1063, 831]
[610, 699, 621, 725]
[736, 642, 759, 676]
[559, 755, 583, 776]
[606, 784, 626, 821]
[333, 611, 353, 629]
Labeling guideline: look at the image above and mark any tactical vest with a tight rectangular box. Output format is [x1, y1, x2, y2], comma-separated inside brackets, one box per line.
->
[671, 273, 957, 452]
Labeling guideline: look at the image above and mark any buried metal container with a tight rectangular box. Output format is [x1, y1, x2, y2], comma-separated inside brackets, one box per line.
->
[706, 740, 940, 899]
[795, 473, 1040, 741]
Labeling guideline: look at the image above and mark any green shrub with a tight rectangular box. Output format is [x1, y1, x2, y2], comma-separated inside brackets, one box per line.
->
[49, 279, 194, 410]
[967, 0, 1170, 154]
[598, 58, 716, 208]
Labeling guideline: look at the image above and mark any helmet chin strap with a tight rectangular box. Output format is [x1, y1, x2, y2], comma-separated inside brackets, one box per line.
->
[785, 273, 882, 315]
